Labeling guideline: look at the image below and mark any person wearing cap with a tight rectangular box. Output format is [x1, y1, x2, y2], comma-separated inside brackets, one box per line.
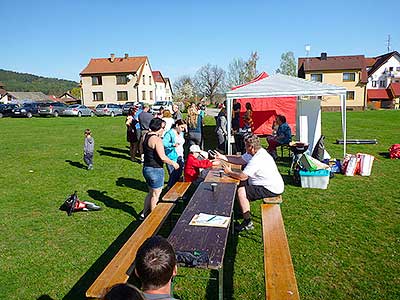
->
[215, 134, 284, 232]
[184, 145, 216, 183]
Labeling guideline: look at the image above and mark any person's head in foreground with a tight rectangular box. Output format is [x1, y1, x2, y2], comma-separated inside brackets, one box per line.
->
[244, 134, 261, 155]
[135, 236, 177, 293]
[149, 118, 166, 136]
[104, 283, 144, 300]
[189, 144, 208, 159]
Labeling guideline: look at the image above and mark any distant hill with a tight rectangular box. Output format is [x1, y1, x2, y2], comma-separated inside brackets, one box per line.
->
[0, 69, 79, 96]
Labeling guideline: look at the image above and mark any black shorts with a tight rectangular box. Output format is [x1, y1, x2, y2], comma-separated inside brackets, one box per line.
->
[239, 180, 279, 201]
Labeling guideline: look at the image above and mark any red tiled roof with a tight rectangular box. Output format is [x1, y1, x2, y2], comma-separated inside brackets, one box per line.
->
[389, 82, 400, 97]
[298, 54, 368, 83]
[80, 56, 147, 75]
[367, 89, 391, 99]
[152, 71, 165, 83]
[365, 58, 376, 67]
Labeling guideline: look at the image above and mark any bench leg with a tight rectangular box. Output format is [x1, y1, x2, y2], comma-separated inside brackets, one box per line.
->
[218, 267, 223, 300]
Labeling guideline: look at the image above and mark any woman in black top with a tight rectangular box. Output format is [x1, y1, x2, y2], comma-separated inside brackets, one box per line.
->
[142, 118, 179, 218]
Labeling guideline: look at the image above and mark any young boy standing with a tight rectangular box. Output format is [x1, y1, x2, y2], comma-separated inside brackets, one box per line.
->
[83, 128, 94, 170]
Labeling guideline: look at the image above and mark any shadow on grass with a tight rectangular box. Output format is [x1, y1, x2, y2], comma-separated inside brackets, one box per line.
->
[378, 152, 390, 159]
[65, 160, 86, 169]
[37, 295, 54, 300]
[97, 149, 131, 161]
[87, 189, 140, 218]
[62, 220, 142, 300]
[116, 177, 148, 193]
[101, 146, 130, 155]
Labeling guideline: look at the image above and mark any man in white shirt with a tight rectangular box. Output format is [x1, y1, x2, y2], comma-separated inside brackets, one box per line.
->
[216, 134, 284, 231]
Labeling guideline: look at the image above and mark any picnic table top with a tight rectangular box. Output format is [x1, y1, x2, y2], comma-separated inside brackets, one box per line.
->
[204, 164, 241, 184]
[168, 181, 237, 269]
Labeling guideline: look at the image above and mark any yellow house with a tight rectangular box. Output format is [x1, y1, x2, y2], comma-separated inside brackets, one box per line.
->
[298, 53, 368, 111]
[80, 54, 156, 107]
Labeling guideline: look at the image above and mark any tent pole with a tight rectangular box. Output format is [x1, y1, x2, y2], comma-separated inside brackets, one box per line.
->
[226, 97, 232, 155]
[341, 94, 347, 158]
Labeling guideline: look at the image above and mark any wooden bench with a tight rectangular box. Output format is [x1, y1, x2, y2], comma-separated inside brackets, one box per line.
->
[86, 202, 176, 299]
[263, 194, 282, 204]
[162, 181, 191, 202]
[261, 204, 299, 300]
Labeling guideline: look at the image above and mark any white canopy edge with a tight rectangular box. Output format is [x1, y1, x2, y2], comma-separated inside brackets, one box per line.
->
[225, 73, 347, 157]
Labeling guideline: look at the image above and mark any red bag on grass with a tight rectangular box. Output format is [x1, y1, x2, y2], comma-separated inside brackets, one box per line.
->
[389, 144, 400, 159]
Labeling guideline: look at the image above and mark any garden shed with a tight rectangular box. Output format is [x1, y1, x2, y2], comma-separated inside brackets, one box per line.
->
[226, 73, 348, 156]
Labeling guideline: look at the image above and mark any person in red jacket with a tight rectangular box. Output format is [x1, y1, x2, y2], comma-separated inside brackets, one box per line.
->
[184, 145, 216, 183]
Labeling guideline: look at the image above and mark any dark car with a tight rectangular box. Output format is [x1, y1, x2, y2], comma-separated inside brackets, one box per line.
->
[0, 104, 19, 118]
[122, 101, 144, 115]
[38, 102, 68, 117]
[12, 102, 40, 118]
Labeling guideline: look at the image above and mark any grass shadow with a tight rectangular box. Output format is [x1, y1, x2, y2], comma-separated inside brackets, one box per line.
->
[37, 295, 54, 300]
[62, 220, 141, 300]
[378, 152, 390, 159]
[97, 150, 131, 161]
[116, 177, 148, 193]
[87, 189, 140, 218]
[65, 160, 86, 169]
[101, 146, 130, 155]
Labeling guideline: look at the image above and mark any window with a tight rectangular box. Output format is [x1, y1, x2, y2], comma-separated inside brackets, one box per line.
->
[149, 76, 152, 85]
[117, 91, 128, 101]
[396, 67, 400, 72]
[142, 91, 146, 100]
[372, 81, 377, 87]
[150, 91, 153, 100]
[389, 67, 393, 72]
[92, 76, 102, 85]
[346, 91, 355, 100]
[311, 74, 322, 82]
[379, 80, 386, 88]
[93, 92, 103, 101]
[143, 75, 145, 84]
[116, 75, 127, 85]
[343, 72, 355, 81]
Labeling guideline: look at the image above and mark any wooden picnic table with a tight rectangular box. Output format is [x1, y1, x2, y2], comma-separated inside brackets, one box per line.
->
[204, 163, 241, 184]
[168, 181, 237, 300]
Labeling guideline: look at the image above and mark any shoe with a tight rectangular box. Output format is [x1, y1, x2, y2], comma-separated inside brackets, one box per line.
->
[87, 164, 93, 170]
[138, 213, 145, 221]
[234, 220, 254, 232]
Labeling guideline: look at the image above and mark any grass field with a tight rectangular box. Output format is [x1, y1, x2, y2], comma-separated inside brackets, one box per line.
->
[0, 110, 399, 300]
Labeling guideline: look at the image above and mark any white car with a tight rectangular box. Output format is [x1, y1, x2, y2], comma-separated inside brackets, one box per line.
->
[151, 101, 173, 114]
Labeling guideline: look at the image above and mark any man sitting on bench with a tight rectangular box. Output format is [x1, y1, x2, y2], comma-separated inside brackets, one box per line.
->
[135, 236, 178, 300]
[216, 134, 284, 232]
[266, 114, 292, 160]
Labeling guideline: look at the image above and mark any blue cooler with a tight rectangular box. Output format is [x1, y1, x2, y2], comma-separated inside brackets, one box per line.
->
[299, 169, 330, 189]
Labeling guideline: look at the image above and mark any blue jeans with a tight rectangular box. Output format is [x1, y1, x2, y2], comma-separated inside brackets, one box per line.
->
[166, 156, 184, 188]
[143, 166, 164, 189]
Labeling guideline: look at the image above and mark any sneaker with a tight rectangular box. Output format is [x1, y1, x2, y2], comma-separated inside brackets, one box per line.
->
[87, 164, 93, 170]
[138, 213, 145, 221]
[234, 220, 254, 232]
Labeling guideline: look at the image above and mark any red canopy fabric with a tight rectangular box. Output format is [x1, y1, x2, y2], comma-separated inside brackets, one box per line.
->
[232, 72, 297, 135]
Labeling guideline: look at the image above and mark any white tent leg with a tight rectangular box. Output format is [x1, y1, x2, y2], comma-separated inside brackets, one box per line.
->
[340, 94, 347, 158]
[226, 97, 233, 155]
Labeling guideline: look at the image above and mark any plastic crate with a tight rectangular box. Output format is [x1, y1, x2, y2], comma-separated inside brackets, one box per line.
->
[299, 169, 330, 189]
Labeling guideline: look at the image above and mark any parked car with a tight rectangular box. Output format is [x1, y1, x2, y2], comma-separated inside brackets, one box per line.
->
[0, 104, 19, 118]
[38, 102, 68, 117]
[12, 102, 40, 118]
[122, 101, 144, 115]
[94, 103, 123, 117]
[151, 101, 173, 114]
[63, 104, 94, 117]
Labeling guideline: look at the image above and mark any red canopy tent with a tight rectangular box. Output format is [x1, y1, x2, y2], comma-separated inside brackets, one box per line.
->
[232, 72, 297, 135]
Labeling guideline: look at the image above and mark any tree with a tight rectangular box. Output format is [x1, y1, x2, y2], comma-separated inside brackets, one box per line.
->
[226, 51, 260, 88]
[195, 64, 226, 103]
[173, 75, 197, 102]
[70, 87, 81, 99]
[276, 51, 296, 76]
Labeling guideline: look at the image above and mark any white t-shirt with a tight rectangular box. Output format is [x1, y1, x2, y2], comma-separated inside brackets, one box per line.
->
[243, 148, 284, 194]
[176, 132, 185, 158]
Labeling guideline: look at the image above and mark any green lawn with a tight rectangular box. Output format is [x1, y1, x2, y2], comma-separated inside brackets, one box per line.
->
[0, 111, 399, 300]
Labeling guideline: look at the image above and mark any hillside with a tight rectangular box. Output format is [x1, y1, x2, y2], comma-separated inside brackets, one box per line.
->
[0, 69, 79, 96]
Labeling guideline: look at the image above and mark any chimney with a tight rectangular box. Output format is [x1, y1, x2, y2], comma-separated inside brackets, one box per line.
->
[124, 53, 129, 59]
[110, 53, 115, 62]
[321, 52, 327, 60]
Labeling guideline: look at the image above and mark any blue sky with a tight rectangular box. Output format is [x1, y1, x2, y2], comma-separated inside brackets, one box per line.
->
[2, 0, 399, 83]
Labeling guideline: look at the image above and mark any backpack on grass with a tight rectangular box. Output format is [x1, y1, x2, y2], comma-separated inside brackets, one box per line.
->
[60, 191, 101, 216]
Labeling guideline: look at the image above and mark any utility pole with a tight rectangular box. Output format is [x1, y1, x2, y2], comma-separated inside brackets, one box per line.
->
[387, 34, 391, 53]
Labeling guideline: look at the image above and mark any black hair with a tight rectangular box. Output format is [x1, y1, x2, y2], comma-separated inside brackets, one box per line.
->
[135, 236, 176, 291]
[149, 118, 165, 132]
[277, 114, 286, 123]
[104, 283, 144, 300]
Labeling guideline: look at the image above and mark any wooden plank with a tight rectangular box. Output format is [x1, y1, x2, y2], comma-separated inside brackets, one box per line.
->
[168, 182, 236, 269]
[204, 167, 240, 184]
[261, 204, 299, 300]
[263, 195, 282, 204]
[162, 182, 191, 201]
[86, 202, 175, 299]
